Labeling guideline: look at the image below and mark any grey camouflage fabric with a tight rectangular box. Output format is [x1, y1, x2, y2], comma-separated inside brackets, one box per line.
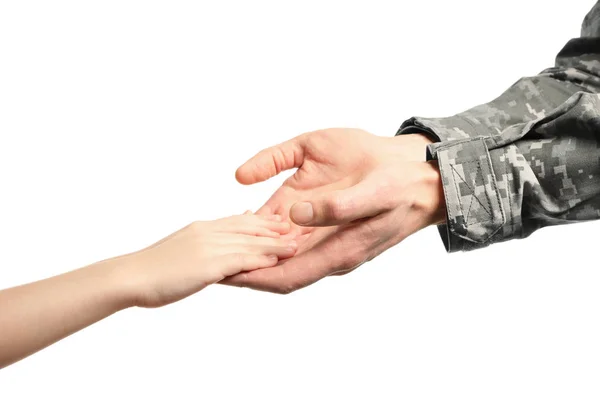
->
[397, 1, 600, 252]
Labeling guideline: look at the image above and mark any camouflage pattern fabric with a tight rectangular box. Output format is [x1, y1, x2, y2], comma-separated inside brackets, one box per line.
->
[397, 1, 600, 252]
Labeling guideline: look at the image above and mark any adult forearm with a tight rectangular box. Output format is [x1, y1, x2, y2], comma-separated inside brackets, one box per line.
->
[0, 256, 132, 369]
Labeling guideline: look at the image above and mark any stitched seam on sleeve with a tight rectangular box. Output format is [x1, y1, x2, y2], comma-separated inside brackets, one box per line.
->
[481, 142, 506, 238]
[504, 147, 514, 235]
[450, 165, 466, 223]
[469, 158, 493, 227]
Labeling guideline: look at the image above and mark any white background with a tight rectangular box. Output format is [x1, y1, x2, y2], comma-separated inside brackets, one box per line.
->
[0, 1, 599, 399]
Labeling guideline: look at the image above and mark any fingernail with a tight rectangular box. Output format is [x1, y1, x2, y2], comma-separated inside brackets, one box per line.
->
[268, 255, 278, 262]
[291, 202, 313, 225]
[288, 240, 297, 248]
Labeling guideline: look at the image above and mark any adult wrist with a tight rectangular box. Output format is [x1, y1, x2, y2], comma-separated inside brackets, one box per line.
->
[381, 133, 446, 226]
[413, 160, 447, 226]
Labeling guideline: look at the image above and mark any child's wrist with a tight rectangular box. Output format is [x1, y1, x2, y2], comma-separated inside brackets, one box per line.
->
[90, 253, 142, 311]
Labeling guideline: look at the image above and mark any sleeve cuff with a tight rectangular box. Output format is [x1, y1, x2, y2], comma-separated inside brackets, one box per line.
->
[397, 116, 488, 142]
[396, 117, 508, 252]
[430, 137, 508, 252]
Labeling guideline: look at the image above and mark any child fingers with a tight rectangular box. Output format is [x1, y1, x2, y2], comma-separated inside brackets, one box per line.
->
[233, 224, 289, 237]
[251, 228, 282, 238]
[231, 240, 297, 258]
[225, 234, 295, 249]
[234, 237, 298, 258]
[250, 215, 290, 234]
[260, 243, 297, 258]
[264, 220, 291, 235]
[223, 214, 290, 235]
[217, 253, 280, 276]
[208, 236, 296, 258]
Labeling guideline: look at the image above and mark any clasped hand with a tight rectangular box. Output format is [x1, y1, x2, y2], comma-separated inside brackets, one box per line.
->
[221, 128, 445, 294]
[0, 128, 445, 369]
[116, 128, 445, 304]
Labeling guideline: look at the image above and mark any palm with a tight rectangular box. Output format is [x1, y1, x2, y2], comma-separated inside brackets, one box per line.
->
[255, 130, 378, 251]
[221, 128, 435, 293]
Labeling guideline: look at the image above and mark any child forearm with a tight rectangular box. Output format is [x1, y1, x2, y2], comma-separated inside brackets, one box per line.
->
[0, 256, 132, 369]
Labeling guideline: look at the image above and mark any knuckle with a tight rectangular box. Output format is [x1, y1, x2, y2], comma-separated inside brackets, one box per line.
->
[273, 276, 302, 295]
[337, 258, 354, 272]
[271, 146, 287, 172]
[342, 252, 365, 271]
[275, 283, 297, 295]
[306, 130, 329, 148]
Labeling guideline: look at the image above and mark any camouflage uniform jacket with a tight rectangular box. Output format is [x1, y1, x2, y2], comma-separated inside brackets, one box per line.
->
[397, 1, 600, 252]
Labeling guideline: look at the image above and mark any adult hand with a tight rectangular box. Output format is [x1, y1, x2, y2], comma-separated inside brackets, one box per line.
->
[221, 129, 446, 294]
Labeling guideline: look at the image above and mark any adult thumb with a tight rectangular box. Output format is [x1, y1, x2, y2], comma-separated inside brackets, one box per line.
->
[290, 181, 385, 227]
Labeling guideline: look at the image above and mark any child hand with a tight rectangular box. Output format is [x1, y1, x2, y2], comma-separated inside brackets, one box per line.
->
[120, 213, 296, 308]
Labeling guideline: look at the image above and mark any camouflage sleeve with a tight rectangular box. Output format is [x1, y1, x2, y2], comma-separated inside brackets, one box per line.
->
[397, 1, 600, 252]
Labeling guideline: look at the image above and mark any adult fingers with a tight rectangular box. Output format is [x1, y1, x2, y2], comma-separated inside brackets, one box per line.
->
[219, 226, 367, 294]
